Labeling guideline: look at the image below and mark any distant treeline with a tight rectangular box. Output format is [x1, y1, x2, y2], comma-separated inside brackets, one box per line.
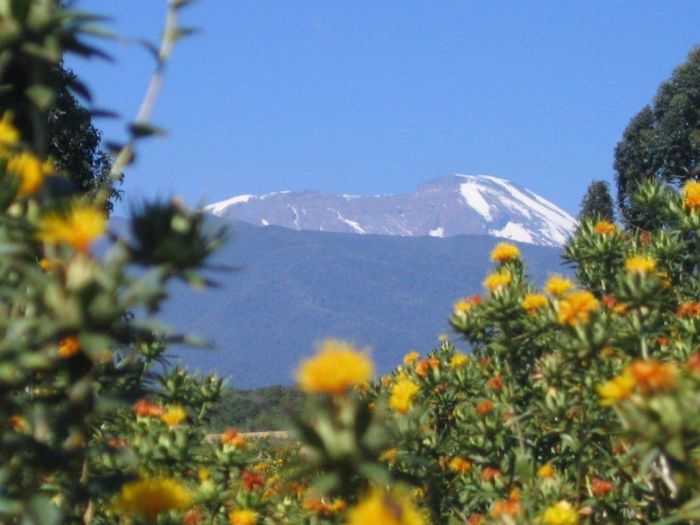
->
[206, 385, 303, 432]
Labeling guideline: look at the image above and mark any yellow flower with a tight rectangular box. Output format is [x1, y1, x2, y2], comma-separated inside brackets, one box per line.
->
[483, 271, 512, 292]
[453, 300, 472, 316]
[58, 336, 81, 359]
[229, 509, 258, 525]
[541, 500, 579, 525]
[490, 242, 520, 263]
[6, 151, 52, 195]
[389, 378, 420, 414]
[403, 351, 420, 365]
[160, 406, 187, 428]
[296, 339, 374, 395]
[683, 180, 700, 210]
[597, 370, 636, 406]
[449, 353, 469, 369]
[37, 203, 107, 253]
[0, 112, 20, 157]
[593, 221, 617, 235]
[448, 457, 472, 474]
[538, 463, 555, 478]
[625, 255, 656, 275]
[522, 293, 548, 315]
[114, 477, 191, 521]
[380, 448, 398, 465]
[346, 488, 425, 525]
[545, 275, 574, 297]
[557, 290, 598, 327]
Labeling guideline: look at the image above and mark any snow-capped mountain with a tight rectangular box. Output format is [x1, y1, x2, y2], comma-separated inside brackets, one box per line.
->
[205, 174, 577, 247]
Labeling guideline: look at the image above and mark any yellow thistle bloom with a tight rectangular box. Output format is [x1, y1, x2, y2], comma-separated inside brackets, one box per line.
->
[0, 112, 20, 157]
[403, 351, 419, 365]
[448, 457, 472, 474]
[490, 242, 520, 263]
[346, 488, 425, 525]
[557, 290, 598, 327]
[683, 180, 700, 210]
[389, 378, 420, 414]
[6, 151, 53, 195]
[538, 463, 555, 478]
[37, 203, 107, 253]
[58, 336, 81, 359]
[229, 509, 258, 525]
[296, 339, 373, 395]
[380, 448, 398, 465]
[545, 275, 574, 297]
[597, 370, 636, 406]
[453, 299, 472, 316]
[449, 353, 469, 369]
[625, 255, 656, 275]
[114, 477, 191, 521]
[160, 406, 187, 428]
[593, 221, 617, 235]
[522, 293, 548, 315]
[541, 500, 579, 525]
[483, 271, 512, 292]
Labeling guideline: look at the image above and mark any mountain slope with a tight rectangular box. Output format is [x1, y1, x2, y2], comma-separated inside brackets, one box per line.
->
[162, 221, 569, 387]
[205, 175, 576, 247]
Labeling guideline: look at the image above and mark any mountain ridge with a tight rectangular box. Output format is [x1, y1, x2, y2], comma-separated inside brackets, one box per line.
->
[205, 174, 577, 247]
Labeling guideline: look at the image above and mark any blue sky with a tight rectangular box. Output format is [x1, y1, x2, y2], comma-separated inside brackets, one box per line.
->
[68, 1, 700, 216]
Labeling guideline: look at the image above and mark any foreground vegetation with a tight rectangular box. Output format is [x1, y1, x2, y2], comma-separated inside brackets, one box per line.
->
[3, 2, 700, 524]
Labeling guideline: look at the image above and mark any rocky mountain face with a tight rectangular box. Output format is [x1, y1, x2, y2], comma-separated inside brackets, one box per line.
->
[206, 174, 577, 247]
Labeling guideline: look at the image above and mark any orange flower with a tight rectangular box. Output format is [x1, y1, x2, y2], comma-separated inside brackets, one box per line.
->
[490, 243, 520, 263]
[538, 463, 555, 478]
[241, 470, 265, 492]
[468, 514, 483, 525]
[415, 358, 440, 377]
[303, 497, 346, 515]
[9, 415, 26, 432]
[482, 467, 501, 481]
[557, 290, 598, 327]
[221, 429, 246, 449]
[403, 351, 420, 365]
[58, 336, 81, 358]
[475, 400, 494, 416]
[133, 399, 164, 417]
[677, 301, 700, 317]
[486, 375, 503, 391]
[591, 478, 613, 497]
[686, 352, 700, 375]
[594, 221, 616, 235]
[629, 360, 678, 392]
[448, 457, 472, 474]
[183, 509, 204, 525]
[683, 180, 700, 210]
[478, 357, 491, 368]
[490, 489, 520, 518]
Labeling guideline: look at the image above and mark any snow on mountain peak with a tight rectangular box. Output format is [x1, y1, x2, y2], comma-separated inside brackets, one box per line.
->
[205, 175, 577, 246]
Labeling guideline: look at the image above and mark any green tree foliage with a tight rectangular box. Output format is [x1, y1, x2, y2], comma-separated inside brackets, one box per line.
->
[207, 386, 303, 432]
[579, 180, 615, 222]
[615, 46, 700, 226]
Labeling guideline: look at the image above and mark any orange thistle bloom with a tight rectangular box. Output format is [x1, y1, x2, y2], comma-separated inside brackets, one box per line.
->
[221, 429, 246, 449]
[475, 400, 494, 416]
[58, 336, 81, 358]
[468, 514, 483, 525]
[9, 415, 26, 432]
[486, 375, 503, 391]
[683, 180, 700, 210]
[183, 509, 204, 525]
[591, 478, 613, 497]
[303, 497, 346, 515]
[676, 301, 700, 317]
[415, 358, 440, 377]
[448, 457, 472, 474]
[490, 489, 520, 518]
[538, 463, 555, 478]
[133, 399, 164, 417]
[482, 467, 502, 481]
[478, 357, 491, 367]
[557, 290, 599, 327]
[241, 470, 265, 492]
[629, 360, 678, 392]
[594, 221, 616, 235]
[490, 242, 521, 263]
[522, 293, 548, 315]
[686, 352, 700, 375]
